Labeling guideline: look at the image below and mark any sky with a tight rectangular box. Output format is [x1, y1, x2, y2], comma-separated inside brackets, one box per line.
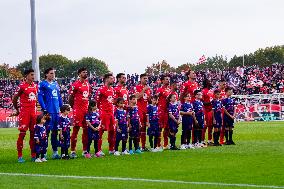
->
[1, 0, 284, 74]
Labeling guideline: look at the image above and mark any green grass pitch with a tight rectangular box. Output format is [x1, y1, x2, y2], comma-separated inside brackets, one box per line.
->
[0, 122, 283, 189]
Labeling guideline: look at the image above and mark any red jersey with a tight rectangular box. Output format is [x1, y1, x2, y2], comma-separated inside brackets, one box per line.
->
[180, 80, 200, 102]
[96, 85, 115, 114]
[156, 85, 171, 112]
[134, 84, 152, 113]
[16, 81, 38, 108]
[114, 84, 129, 105]
[202, 88, 214, 111]
[69, 80, 90, 111]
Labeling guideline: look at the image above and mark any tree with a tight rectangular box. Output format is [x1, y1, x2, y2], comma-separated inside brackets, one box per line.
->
[193, 55, 228, 71]
[175, 63, 194, 73]
[229, 55, 243, 68]
[16, 54, 110, 79]
[17, 54, 72, 79]
[145, 60, 175, 75]
[0, 63, 22, 79]
[0, 64, 9, 78]
[72, 57, 110, 78]
[241, 46, 284, 67]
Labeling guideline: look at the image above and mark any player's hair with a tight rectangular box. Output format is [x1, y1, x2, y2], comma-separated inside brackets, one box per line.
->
[167, 93, 176, 102]
[36, 114, 44, 124]
[90, 100, 97, 106]
[44, 67, 54, 79]
[225, 87, 233, 92]
[185, 69, 193, 77]
[166, 93, 176, 107]
[183, 93, 190, 99]
[116, 73, 125, 80]
[203, 78, 212, 89]
[151, 95, 158, 105]
[24, 68, 34, 76]
[151, 94, 158, 101]
[103, 73, 113, 82]
[88, 100, 97, 111]
[129, 94, 136, 100]
[77, 67, 87, 75]
[194, 89, 202, 96]
[60, 104, 71, 113]
[140, 73, 148, 79]
[214, 89, 221, 94]
[116, 97, 124, 105]
[160, 74, 169, 81]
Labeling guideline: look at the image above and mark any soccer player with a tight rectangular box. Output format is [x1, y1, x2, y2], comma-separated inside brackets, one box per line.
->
[156, 75, 171, 149]
[13, 68, 38, 163]
[34, 114, 48, 163]
[128, 95, 142, 154]
[96, 73, 116, 155]
[218, 79, 227, 144]
[218, 79, 227, 99]
[38, 67, 63, 159]
[180, 69, 200, 103]
[134, 73, 152, 151]
[114, 73, 129, 106]
[170, 82, 179, 98]
[114, 98, 129, 156]
[202, 79, 214, 145]
[168, 94, 180, 150]
[58, 104, 71, 159]
[146, 95, 160, 152]
[85, 101, 102, 158]
[180, 69, 200, 144]
[180, 94, 195, 149]
[222, 87, 236, 145]
[69, 68, 91, 158]
[212, 89, 223, 146]
[192, 90, 206, 148]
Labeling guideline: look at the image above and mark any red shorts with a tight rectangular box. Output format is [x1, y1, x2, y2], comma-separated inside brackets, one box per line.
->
[73, 108, 87, 127]
[204, 110, 213, 128]
[139, 111, 147, 127]
[18, 108, 37, 132]
[159, 111, 169, 129]
[101, 113, 115, 131]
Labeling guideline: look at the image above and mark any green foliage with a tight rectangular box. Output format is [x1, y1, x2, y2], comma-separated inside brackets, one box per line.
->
[228, 46, 284, 68]
[175, 63, 193, 73]
[144, 45, 284, 73]
[145, 60, 175, 75]
[75, 57, 110, 77]
[0, 64, 9, 78]
[193, 55, 228, 71]
[0, 63, 22, 79]
[16, 54, 110, 79]
[17, 54, 72, 79]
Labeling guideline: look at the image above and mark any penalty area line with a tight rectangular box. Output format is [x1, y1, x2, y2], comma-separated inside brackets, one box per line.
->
[0, 172, 283, 189]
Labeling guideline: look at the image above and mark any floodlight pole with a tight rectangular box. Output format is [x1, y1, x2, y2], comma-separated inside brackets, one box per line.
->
[30, 0, 40, 81]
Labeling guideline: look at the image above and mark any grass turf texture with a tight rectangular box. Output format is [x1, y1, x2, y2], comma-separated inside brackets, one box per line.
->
[0, 122, 283, 189]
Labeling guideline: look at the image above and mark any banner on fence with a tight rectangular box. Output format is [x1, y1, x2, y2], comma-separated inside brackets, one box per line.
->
[234, 93, 284, 121]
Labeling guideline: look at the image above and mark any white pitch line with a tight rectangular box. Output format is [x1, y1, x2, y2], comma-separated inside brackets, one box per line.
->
[0, 172, 283, 189]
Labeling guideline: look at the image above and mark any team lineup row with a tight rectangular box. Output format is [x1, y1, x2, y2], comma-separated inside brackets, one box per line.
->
[13, 67, 236, 163]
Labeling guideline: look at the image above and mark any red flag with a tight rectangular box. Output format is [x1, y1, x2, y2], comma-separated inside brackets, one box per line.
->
[197, 55, 206, 64]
